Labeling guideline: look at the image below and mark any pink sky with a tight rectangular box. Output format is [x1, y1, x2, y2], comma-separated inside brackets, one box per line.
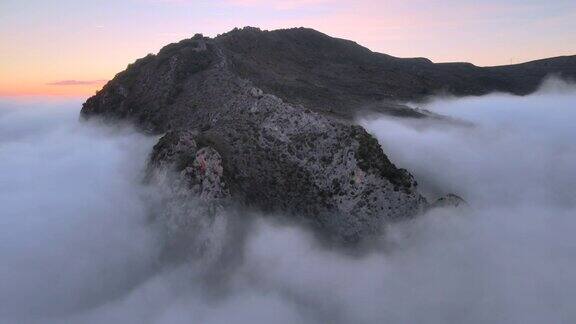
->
[1, 0, 574, 96]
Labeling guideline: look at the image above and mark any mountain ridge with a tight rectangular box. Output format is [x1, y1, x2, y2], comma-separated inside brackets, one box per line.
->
[90, 26, 575, 124]
[80, 27, 572, 243]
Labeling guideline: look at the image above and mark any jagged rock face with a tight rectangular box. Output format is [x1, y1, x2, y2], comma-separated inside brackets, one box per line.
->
[83, 34, 215, 132]
[145, 92, 425, 242]
[146, 130, 231, 261]
[149, 130, 229, 201]
[80, 27, 574, 242]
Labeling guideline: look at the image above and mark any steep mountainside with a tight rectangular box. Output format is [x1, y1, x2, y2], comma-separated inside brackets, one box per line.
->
[81, 27, 572, 243]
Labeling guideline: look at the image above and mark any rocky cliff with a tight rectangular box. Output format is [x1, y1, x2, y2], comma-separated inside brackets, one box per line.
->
[81, 27, 572, 243]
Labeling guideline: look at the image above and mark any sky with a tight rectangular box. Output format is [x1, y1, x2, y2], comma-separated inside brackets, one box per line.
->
[1, 0, 575, 96]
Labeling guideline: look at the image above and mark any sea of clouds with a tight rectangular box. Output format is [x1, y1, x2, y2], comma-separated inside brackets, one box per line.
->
[0, 79, 575, 324]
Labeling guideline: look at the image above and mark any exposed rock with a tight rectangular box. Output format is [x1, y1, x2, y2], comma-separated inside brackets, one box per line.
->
[430, 194, 468, 210]
[80, 27, 575, 243]
[249, 87, 264, 99]
[145, 96, 425, 242]
[146, 130, 231, 262]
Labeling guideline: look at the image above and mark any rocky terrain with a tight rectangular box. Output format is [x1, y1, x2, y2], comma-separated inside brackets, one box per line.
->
[81, 27, 573, 243]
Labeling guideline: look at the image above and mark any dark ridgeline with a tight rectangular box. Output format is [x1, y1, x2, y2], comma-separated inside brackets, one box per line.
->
[81, 27, 574, 243]
[216, 27, 576, 117]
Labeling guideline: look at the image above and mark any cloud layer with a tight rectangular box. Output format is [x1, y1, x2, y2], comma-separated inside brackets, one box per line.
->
[46, 79, 108, 86]
[1, 80, 575, 323]
[0, 100, 159, 321]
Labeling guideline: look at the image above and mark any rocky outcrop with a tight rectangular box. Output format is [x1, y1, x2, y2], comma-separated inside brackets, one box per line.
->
[141, 84, 426, 242]
[147, 111, 425, 242]
[149, 130, 230, 201]
[81, 29, 432, 243]
[430, 194, 468, 210]
[145, 130, 232, 262]
[81, 27, 572, 243]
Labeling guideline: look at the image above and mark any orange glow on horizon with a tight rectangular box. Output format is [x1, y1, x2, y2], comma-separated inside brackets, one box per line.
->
[1, 0, 574, 97]
[0, 82, 106, 97]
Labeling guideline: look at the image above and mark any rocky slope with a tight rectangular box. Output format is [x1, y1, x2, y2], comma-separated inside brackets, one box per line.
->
[216, 27, 576, 118]
[81, 27, 572, 243]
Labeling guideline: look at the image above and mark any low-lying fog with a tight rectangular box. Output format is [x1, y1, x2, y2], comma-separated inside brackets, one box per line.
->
[1, 79, 575, 324]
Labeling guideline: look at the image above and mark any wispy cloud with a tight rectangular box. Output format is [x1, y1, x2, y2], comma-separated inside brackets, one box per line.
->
[46, 80, 108, 86]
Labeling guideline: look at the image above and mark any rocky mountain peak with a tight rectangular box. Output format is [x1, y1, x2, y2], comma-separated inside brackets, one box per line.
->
[81, 27, 575, 243]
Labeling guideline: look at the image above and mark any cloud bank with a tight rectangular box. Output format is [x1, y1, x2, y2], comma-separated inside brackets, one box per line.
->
[1, 80, 575, 323]
[46, 80, 108, 86]
[0, 100, 159, 321]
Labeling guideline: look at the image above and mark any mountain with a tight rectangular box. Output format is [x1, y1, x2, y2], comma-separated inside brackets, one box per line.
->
[216, 27, 576, 117]
[81, 27, 572, 243]
[82, 27, 576, 128]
